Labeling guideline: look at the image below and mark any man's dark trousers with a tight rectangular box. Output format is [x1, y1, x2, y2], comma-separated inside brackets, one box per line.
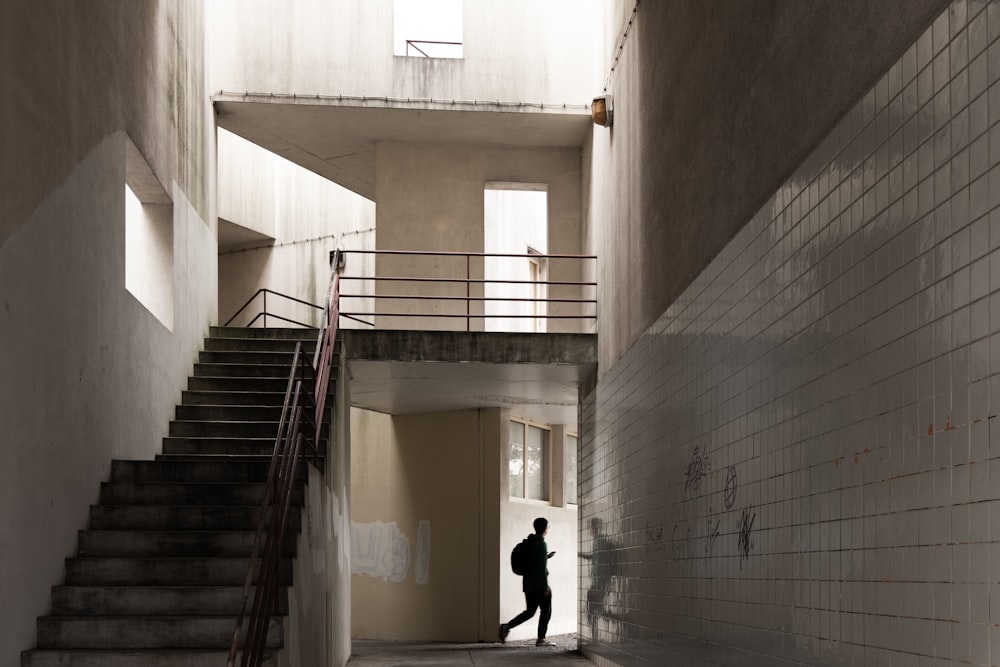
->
[507, 590, 551, 638]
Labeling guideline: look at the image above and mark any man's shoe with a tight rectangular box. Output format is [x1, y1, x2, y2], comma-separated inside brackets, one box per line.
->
[536, 639, 556, 647]
[499, 623, 509, 643]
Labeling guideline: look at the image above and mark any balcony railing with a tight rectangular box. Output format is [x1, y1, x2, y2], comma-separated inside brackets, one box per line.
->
[335, 249, 597, 333]
[404, 39, 463, 58]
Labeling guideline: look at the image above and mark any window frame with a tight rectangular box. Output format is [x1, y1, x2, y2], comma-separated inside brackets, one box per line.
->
[508, 417, 552, 503]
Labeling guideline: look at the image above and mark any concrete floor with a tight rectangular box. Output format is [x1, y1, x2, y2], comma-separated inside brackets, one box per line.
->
[347, 635, 593, 666]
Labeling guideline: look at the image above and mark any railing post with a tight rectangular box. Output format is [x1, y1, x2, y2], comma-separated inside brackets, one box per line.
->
[466, 253, 471, 332]
[262, 290, 267, 328]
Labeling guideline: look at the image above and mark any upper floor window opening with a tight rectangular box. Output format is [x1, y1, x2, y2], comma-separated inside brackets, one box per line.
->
[509, 418, 550, 502]
[393, 0, 463, 59]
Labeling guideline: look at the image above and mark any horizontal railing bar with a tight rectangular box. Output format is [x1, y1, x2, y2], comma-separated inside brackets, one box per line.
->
[340, 293, 596, 304]
[341, 311, 595, 319]
[260, 288, 324, 311]
[406, 39, 463, 45]
[343, 313, 375, 327]
[338, 249, 596, 259]
[244, 312, 314, 329]
[340, 276, 595, 287]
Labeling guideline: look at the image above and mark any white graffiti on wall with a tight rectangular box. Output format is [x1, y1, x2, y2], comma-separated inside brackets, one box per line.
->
[351, 520, 411, 582]
[415, 520, 431, 585]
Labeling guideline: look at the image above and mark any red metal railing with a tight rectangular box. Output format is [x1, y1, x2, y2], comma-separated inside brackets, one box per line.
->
[227, 251, 342, 666]
[336, 249, 596, 332]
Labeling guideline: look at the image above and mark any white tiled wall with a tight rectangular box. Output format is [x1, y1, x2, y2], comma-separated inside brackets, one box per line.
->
[580, 1, 1000, 664]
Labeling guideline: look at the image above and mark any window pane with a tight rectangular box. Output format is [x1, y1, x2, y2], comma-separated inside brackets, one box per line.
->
[525, 425, 548, 501]
[509, 421, 525, 497]
[566, 434, 577, 505]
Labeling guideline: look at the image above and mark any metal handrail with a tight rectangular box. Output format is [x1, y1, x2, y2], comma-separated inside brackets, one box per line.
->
[224, 288, 324, 328]
[228, 252, 342, 667]
[336, 249, 597, 331]
[404, 39, 462, 57]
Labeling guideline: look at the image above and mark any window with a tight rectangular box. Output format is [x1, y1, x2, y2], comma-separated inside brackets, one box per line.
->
[393, 0, 463, 59]
[509, 419, 550, 501]
[565, 434, 577, 505]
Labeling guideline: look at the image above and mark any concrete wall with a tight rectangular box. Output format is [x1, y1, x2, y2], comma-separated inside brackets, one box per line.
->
[581, 0, 1000, 664]
[587, 0, 950, 369]
[373, 141, 585, 332]
[285, 344, 352, 667]
[210, 0, 600, 106]
[217, 129, 375, 329]
[0, 1, 216, 663]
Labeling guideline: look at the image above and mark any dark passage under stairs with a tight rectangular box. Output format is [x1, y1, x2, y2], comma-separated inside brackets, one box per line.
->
[21, 327, 333, 667]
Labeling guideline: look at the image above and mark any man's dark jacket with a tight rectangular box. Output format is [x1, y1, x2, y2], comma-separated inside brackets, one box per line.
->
[521, 533, 549, 593]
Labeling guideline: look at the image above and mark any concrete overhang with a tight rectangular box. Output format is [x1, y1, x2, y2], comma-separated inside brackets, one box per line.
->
[213, 92, 593, 201]
[342, 329, 596, 426]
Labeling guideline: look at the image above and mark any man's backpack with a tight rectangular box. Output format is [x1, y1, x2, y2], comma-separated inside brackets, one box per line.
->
[510, 537, 530, 575]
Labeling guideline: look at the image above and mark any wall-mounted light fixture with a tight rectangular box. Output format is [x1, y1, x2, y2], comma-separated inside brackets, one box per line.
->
[592, 94, 613, 128]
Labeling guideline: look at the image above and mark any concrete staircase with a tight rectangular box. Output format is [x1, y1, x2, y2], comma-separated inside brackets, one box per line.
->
[21, 327, 330, 667]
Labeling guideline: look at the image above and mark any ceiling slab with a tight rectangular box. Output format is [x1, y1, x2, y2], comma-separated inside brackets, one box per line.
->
[213, 94, 592, 201]
[342, 329, 596, 426]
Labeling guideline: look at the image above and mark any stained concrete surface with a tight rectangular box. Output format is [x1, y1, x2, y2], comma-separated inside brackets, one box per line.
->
[347, 635, 593, 666]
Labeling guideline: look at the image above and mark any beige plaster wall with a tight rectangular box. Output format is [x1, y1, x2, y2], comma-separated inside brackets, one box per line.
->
[373, 141, 585, 332]
[0, 1, 216, 662]
[350, 408, 490, 641]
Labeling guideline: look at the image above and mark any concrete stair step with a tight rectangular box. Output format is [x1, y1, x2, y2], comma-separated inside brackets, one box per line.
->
[51, 585, 288, 615]
[210, 326, 320, 340]
[187, 375, 307, 392]
[77, 530, 296, 558]
[205, 335, 316, 352]
[193, 363, 298, 378]
[175, 404, 286, 421]
[35, 615, 281, 649]
[99, 481, 303, 506]
[161, 437, 278, 457]
[180, 390, 286, 406]
[169, 420, 282, 438]
[20, 326, 333, 663]
[111, 460, 279, 483]
[22, 649, 276, 667]
[89, 505, 300, 531]
[198, 350, 302, 365]
[65, 557, 293, 586]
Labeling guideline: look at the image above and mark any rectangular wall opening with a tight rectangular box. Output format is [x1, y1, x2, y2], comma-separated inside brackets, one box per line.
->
[393, 0, 463, 58]
[125, 136, 174, 330]
[484, 183, 548, 332]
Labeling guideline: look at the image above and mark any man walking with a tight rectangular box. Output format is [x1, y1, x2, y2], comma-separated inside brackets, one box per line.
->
[500, 517, 556, 647]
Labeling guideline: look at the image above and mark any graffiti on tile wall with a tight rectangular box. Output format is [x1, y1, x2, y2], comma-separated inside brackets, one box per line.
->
[703, 516, 721, 556]
[738, 505, 755, 566]
[724, 466, 738, 510]
[684, 447, 711, 491]
[668, 457, 756, 566]
[644, 522, 666, 555]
